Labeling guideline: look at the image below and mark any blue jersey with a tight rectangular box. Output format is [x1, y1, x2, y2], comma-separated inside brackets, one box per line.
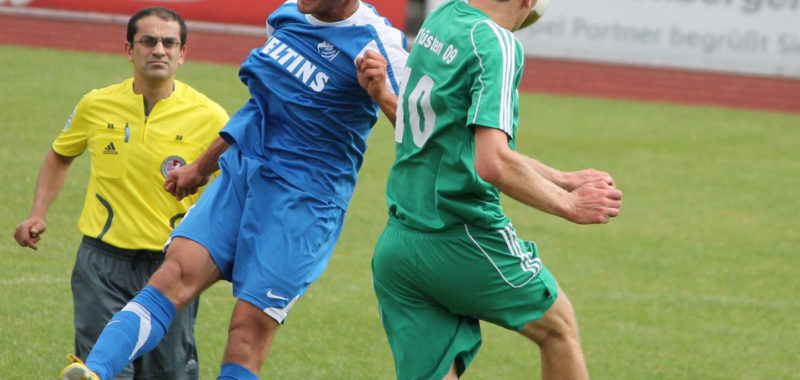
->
[221, 0, 407, 208]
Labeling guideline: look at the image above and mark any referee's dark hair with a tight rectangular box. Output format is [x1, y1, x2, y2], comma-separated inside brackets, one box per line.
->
[127, 7, 188, 47]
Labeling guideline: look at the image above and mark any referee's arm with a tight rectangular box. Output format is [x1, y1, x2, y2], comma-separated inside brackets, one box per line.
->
[14, 149, 75, 250]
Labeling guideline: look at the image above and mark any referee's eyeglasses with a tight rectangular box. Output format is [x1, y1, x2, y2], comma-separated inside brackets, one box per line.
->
[134, 36, 181, 49]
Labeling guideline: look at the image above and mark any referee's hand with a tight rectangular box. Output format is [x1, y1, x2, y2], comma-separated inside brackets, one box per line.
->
[14, 217, 46, 250]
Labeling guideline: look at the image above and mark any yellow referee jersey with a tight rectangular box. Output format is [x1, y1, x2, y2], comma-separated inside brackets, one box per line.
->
[53, 78, 229, 251]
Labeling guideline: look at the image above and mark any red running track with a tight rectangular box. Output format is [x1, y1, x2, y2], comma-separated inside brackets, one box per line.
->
[2, 13, 799, 115]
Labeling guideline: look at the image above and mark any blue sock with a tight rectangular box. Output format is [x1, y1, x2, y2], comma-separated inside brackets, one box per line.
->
[85, 286, 176, 380]
[218, 362, 259, 380]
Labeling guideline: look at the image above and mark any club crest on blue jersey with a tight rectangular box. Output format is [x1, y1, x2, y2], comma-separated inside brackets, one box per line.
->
[317, 41, 340, 61]
[161, 155, 187, 178]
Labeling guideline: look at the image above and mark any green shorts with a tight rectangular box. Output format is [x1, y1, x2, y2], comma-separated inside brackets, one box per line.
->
[372, 219, 558, 380]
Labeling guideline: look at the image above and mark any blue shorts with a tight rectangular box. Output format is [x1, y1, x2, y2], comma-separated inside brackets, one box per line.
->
[171, 146, 345, 323]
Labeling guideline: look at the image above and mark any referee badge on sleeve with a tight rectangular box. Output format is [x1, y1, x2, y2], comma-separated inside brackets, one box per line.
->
[64, 106, 77, 131]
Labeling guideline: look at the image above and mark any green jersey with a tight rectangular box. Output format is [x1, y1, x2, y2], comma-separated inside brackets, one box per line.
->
[387, 0, 524, 231]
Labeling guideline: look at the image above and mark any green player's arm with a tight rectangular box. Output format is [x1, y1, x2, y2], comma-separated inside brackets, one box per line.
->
[473, 126, 621, 225]
[473, 126, 571, 217]
[523, 156, 615, 191]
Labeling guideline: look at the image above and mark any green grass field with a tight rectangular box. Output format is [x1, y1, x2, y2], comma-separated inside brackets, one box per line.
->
[1, 44, 798, 379]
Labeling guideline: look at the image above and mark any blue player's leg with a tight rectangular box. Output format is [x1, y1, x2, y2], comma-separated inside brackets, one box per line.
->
[83, 285, 176, 379]
[217, 300, 281, 379]
[61, 139, 242, 380]
[61, 286, 174, 380]
[218, 361, 261, 380]
[209, 162, 345, 379]
[61, 238, 222, 380]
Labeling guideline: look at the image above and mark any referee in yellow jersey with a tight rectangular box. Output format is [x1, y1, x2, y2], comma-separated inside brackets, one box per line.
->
[13, 7, 229, 379]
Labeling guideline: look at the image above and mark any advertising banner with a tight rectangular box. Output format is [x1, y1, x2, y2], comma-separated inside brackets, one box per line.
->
[426, 0, 800, 78]
[2, 0, 406, 30]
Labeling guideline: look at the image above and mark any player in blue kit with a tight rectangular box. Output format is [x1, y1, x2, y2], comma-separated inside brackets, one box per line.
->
[58, 1, 407, 379]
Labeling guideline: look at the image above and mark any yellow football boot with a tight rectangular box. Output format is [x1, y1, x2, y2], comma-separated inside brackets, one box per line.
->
[58, 354, 100, 380]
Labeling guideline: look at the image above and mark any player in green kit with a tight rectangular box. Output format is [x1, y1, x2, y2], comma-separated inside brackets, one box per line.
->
[371, 0, 623, 379]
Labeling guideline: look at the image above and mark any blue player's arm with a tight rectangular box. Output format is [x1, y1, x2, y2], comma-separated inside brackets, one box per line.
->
[164, 137, 229, 200]
[356, 50, 397, 126]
